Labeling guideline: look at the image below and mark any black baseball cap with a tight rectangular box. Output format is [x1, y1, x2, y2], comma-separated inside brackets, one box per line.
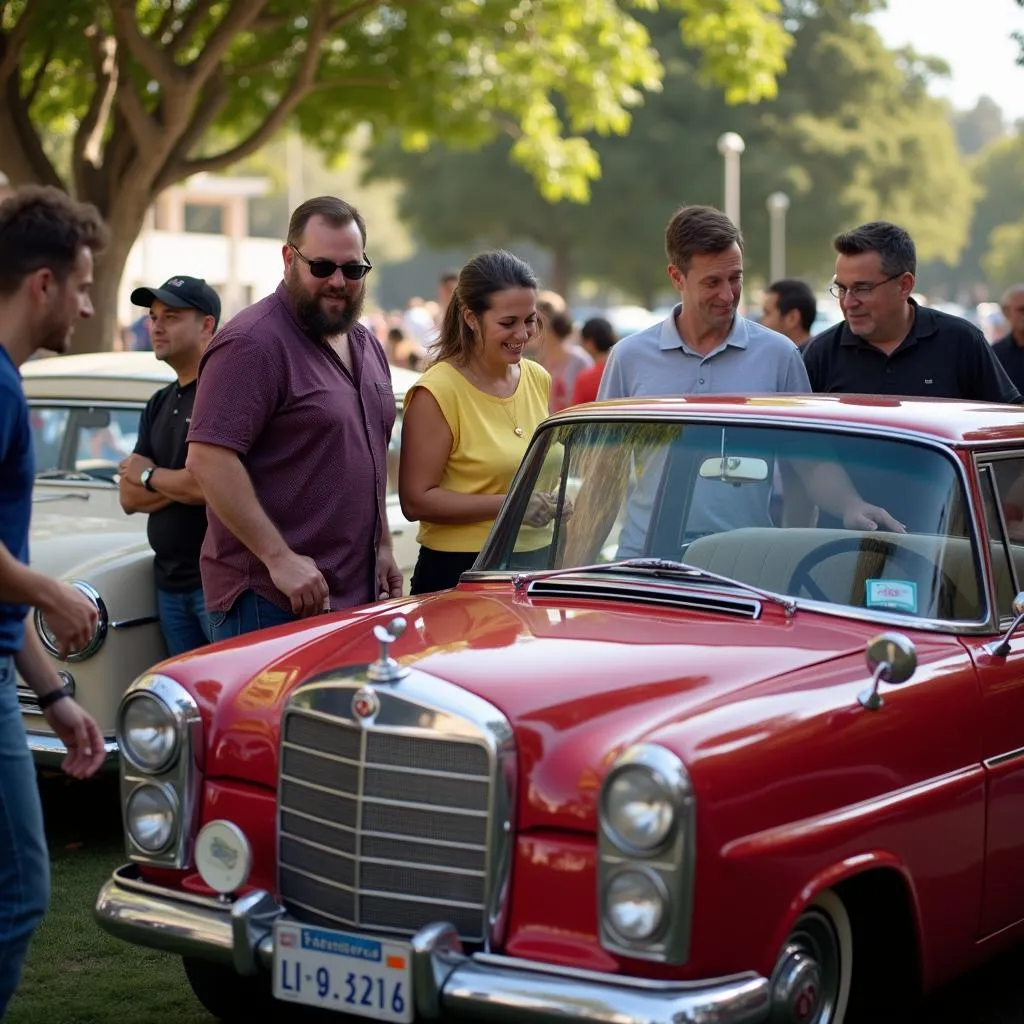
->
[131, 276, 221, 327]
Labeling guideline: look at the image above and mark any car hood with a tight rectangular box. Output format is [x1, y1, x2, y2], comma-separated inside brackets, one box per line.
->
[187, 585, 886, 830]
[29, 512, 150, 579]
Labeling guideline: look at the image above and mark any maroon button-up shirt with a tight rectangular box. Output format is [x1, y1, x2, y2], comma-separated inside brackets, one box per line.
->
[188, 283, 394, 613]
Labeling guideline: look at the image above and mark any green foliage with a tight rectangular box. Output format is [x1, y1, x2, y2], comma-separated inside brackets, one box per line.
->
[982, 217, 1024, 290]
[954, 97, 1007, 156]
[964, 132, 1024, 289]
[366, 2, 973, 303]
[0, 0, 791, 205]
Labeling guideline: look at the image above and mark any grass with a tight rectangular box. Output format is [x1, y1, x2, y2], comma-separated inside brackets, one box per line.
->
[5, 774, 214, 1024]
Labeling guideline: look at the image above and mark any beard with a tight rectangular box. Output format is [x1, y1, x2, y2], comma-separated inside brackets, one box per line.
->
[287, 267, 365, 340]
[38, 307, 74, 355]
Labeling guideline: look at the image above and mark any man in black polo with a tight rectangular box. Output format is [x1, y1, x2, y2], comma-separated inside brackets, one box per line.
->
[803, 221, 1020, 403]
[118, 276, 220, 655]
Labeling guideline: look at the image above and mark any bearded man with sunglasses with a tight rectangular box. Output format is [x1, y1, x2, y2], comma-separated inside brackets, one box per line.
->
[187, 196, 402, 640]
[803, 221, 1019, 403]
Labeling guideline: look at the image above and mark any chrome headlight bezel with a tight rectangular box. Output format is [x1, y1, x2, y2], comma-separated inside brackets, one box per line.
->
[35, 579, 107, 662]
[598, 744, 695, 964]
[603, 866, 670, 944]
[118, 691, 180, 774]
[118, 674, 202, 870]
[601, 763, 677, 854]
[125, 782, 179, 854]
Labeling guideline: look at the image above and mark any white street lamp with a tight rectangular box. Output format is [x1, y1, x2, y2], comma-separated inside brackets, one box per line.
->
[766, 191, 790, 282]
[716, 132, 746, 229]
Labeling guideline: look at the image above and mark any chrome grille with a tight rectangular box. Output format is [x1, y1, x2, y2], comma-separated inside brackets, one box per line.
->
[17, 682, 41, 714]
[278, 705, 494, 943]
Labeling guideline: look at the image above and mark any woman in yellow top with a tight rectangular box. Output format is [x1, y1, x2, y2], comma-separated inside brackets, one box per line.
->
[399, 250, 554, 595]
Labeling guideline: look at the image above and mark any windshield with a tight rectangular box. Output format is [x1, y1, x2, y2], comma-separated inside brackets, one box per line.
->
[478, 419, 984, 622]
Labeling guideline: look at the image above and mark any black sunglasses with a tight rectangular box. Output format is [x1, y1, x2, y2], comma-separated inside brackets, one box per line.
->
[290, 243, 373, 281]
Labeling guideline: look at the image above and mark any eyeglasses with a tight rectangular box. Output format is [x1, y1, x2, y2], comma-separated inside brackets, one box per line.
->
[289, 243, 373, 281]
[829, 273, 901, 300]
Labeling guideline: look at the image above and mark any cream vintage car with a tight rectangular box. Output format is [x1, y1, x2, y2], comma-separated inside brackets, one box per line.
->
[20, 351, 420, 769]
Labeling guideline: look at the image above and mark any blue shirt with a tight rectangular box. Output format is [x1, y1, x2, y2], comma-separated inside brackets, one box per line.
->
[0, 346, 32, 654]
[597, 308, 811, 554]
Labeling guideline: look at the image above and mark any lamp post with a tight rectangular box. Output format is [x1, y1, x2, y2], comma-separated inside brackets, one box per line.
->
[766, 191, 790, 282]
[716, 132, 745, 229]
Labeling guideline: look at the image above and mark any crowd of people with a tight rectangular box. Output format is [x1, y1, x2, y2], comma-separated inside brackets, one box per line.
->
[3, 178, 1024, 1017]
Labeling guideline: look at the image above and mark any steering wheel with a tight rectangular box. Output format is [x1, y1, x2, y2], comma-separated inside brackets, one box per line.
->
[786, 535, 959, 613]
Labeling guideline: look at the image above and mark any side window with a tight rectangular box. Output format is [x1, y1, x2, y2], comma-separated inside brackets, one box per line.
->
[73, 407, 142, 478]
[978, 457, 1024, 620]
[28, 406, 71, 473]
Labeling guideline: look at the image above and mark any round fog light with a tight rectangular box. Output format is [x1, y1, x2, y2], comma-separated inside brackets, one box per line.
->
[605, 868, 667, 943]
[126, 783, 177, 853]
[195, 820, 253, 895]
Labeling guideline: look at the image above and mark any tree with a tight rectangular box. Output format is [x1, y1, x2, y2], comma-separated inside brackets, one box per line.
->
[367, 0, 974, 305]
[954, 96, 1006, 156]
[1016, 0, 1023, 65]
[963, 131, 1024, 292]
[0, 0, 790, 351]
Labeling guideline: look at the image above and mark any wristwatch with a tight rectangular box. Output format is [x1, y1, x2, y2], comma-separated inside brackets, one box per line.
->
[38, 687, 72, 711]
[140, 467, 156, 492]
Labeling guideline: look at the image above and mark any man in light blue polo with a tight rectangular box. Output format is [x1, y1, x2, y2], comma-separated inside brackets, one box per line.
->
[594, 204, 899, 556]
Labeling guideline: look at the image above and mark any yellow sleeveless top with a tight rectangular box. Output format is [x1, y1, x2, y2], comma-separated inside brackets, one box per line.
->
[405, 359, 552, 552]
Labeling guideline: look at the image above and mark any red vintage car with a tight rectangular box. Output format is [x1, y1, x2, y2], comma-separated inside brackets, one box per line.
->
[95, 395, 1024, 1024]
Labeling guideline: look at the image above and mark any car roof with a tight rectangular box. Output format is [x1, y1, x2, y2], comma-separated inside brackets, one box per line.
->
[23, 352, 422, 396]
[558, 393, 1024, 446]
[21, 351, 175, 384]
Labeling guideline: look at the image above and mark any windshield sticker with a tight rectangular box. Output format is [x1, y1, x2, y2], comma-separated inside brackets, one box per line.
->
[865, 579, 918, 614]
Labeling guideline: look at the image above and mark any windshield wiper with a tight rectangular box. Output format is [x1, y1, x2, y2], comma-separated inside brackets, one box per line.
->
[512, 557, 797, 618]
[35, 469, 106, 483]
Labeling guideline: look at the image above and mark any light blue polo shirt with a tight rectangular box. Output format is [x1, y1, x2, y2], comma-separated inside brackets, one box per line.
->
[596, 307, 811, 556]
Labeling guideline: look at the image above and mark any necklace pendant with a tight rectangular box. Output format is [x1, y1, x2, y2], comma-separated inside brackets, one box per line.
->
[514, 426, 524, 437]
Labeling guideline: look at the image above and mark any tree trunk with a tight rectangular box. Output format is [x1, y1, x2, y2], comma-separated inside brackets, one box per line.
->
[72, 199, 149, 353]
[0, 102, 61, 189]
[549, 242, 573, 301]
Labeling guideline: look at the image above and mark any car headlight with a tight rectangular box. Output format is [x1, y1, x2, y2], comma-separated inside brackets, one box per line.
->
[126, 783, 178, 853]
[119, 692, 179, 773]
[604, 868, 667, 943]
[602, 764, 675, 852]
[34, 580, 107, 661]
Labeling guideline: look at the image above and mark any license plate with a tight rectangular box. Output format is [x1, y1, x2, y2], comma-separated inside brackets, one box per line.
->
[272, 921, 413, 1021]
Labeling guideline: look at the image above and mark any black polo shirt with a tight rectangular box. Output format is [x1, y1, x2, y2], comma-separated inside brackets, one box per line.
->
[803, 300, 1022, 403]
[991, 334, 1024, 394]
[134, 380, 207, 592]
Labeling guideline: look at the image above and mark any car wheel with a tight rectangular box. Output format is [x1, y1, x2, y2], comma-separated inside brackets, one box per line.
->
[768, 890, 853, 1023]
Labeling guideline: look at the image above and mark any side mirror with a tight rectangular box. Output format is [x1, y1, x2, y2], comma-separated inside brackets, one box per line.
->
[985, 592, 1024, 658]
[859, 632, 917, 711]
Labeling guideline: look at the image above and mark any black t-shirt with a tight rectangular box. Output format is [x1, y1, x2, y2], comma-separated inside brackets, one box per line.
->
[991, 334, 1024, 394]
[134, 380, 207, 592]
[803, 300, 1022, 403]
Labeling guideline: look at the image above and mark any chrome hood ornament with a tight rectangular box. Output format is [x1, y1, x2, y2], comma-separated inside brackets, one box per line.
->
[367, 616, 408, 683]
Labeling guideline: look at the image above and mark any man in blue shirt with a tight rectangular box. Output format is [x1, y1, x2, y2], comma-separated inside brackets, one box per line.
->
[583, 205, 898, 561]
[0, 186, 108, 1018]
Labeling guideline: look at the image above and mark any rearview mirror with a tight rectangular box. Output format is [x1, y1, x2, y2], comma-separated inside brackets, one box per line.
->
[699, 456, 769, 484]
[77, 407, 111, 429]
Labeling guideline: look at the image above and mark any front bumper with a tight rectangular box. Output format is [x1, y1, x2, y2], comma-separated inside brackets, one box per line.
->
[28, 731, 119, 771]
[95, 865, 770, 1023]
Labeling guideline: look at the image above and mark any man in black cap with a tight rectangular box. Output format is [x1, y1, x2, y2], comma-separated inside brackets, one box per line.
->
[118, 276, 220, 655]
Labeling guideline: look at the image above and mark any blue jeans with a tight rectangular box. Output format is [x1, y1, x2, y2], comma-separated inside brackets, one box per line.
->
[0, 655, 50, 1018]
[207, 590, 296, 642]
[156, 587, 211, 657]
